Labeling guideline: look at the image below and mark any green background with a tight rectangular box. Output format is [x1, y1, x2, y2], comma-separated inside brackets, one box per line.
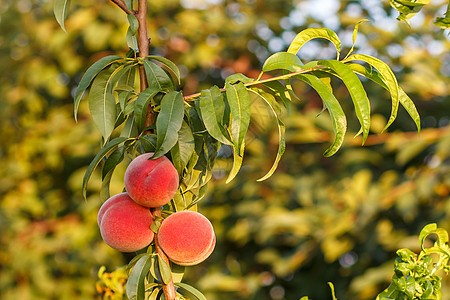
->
[0, 0, 449, 299]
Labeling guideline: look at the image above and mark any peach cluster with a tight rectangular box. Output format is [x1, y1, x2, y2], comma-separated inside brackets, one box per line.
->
[98, 153, 179, 252]
[97, 153, 216, 266]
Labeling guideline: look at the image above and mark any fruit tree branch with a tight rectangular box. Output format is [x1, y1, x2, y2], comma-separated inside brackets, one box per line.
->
[109, 0, 133, 15]
[152, 207, 177, 300]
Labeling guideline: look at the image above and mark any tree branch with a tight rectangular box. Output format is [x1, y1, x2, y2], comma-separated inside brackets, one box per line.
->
[109, 0, 133, 15]
[152, 207, 177, 300]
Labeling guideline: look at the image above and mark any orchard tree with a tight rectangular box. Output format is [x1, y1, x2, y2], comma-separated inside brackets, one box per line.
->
[51, 0, 450, 299]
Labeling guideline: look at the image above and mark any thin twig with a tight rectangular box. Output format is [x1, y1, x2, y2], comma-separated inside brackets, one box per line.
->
[109, 0, 133, 14]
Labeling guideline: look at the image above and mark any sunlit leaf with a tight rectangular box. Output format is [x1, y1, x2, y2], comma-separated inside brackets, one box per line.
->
[53, 0, 71, 32]
[287, 28, 341, 60]
[74, 55, 123, 120]
[319, 59, 370, 143]
[345, 54, 399, 132]
[226, 81, 251, 154]
[126, 254, 152, 300]
[226, 145, 244, 184]
[295, 74, 347, 156]
[134, 87, 161, 132]
[153, 91, 184, 158]
[347, 63, 420, 132]
[344, 19, 369, 59]
[248, 89, 286, 181]
[199, 86, 232, 145]
[170, 263, 185, 283]
[262, 52, 304, 73]
[157, 256, 172, 285]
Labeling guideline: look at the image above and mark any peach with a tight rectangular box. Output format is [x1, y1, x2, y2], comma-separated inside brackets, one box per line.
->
[124, 153, 179, 208]
[98, 193, 154, 252]
[157, 211, 216, 266]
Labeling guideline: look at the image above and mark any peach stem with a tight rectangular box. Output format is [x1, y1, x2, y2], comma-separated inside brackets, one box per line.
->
[152, 207, 177, 300]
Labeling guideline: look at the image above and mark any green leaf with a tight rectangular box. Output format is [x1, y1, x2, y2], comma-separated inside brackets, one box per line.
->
[53, 0, 71, 32]
[345, 54, 399, 132]
[170, 263, 185, 283]
[74, 55, 123, 120]
[287, 28, 341, 60]
[126, 254, 152, 300]
[126, 27, 139, 51]
[143, 60, 174, 92]
[127, 14, 139, 35]
[124, 0, 133, 10]
[121, 115, 139, 138]
[318, 59, 370, 143]
[344, 19, 369, 59]
[199, 86, 232, 145]
[225, 73, 254, 84]
[134, 87, 161, 132]
[102, 146, 126, 179]
[226, 81, 251, 154]
[262, 52, 304, 73]
[248, 89, 286, 181]
[146, 56, 181, 85]
[390, 0, 430, 22]
[153, 91, 185, 158]
[148, 288, 161, 300]
[295, 74, 347, 156]
[171, 121, 195, 175]
[82, 137, 132, 198]
[139, 134, 157, 153]
[434, 16, 450, 29]
[261, 80, 293, 113]
[113, 63, 136, 91]
[347, 63, 420, 132]
[175, 283, 207, 300]
[100, 168, 113, 202]
[157, 256, 172, 285]
[89, 68, 118, 141]
[226, 145, 244, 184]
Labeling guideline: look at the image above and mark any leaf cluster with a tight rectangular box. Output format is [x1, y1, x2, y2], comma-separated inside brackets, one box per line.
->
[377, 224, 450, 300]
[389, 0, 450, 29]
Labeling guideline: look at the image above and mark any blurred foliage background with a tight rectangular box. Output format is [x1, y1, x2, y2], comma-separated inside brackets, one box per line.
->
[0, 0, 449, 299]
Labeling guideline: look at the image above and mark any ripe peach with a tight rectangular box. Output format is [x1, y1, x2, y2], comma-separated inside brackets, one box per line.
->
[157, 211, 216, 266]
[98, 193, 154, 252]
[124, 153, 179, 208]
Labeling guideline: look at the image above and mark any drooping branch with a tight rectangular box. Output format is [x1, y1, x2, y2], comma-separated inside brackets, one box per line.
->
[110, 0, 133, 15]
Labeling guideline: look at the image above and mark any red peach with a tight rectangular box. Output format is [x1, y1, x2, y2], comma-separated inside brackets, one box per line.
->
[98, 193, 154, 252]
[157, 211, 216, 266]
[124, 153, 179, 208]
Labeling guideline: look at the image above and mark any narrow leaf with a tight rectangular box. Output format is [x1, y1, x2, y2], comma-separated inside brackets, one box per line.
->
[175, 283, 207, 300]
[82, 137, 132, 198]
[319, 59, 370, 143]
[226, 82, 251, 153]
[171, 121, 195, 175]
[347, 63, 420, 132]
[262, 81, 293, 114]
[127, 14, 139, 35]
[345, 54, 399, 132]
[53, 0, 71, 32]
[287, 28, 341, 60]
[74, 55, 123, 120]
[262, 52, 304, 73]
[146, 56, 181, 85]
[295, 74, 347, 156]
[225, 73, 254, 84]
[121, 115, 138, 138]
[89, 69, 118, 141]
[134, 87, 161, 132]
[199, 86, 232, 145]
[139, 134, 157, 153]
[153, 91, 184, 158]
[143, 60, 174, 92]
[226, 145, 244, 184]
[126, 27, 139, 51]
[126, 254, 152, 300]
[170, 263, 185, 283]
[248, 89, 286, 181]
[344, 19, 369, 59]
[157, 256, 172, 285]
